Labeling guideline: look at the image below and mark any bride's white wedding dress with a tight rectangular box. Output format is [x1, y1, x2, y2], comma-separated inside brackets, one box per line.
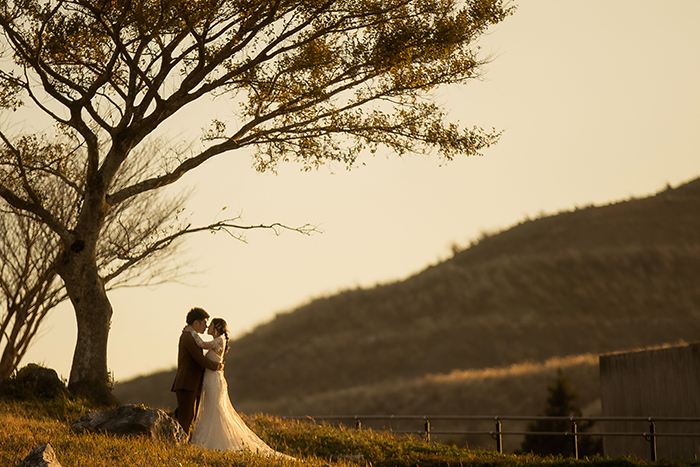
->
[189, 333, 292, 459]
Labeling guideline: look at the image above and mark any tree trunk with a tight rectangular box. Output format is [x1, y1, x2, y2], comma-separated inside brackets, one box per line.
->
[58, 239, 120, 406]
[0, 305, 21, 380]
[0, 341, 17, 380]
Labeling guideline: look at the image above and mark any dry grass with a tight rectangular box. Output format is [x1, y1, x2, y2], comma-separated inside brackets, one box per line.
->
[0, 400, 311, 467]
[234, 353, 604, 453]
[4, 397, 693, 467]
[117, 352, 607, 453]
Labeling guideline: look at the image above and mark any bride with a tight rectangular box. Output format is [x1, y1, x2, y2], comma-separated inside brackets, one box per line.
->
[188, 318, 293, 459]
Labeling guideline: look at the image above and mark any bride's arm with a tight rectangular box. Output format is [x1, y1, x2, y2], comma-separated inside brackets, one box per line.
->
[189, 330, 216, 349]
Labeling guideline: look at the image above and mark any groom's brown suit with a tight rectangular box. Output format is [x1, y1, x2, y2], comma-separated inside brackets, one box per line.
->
[171, 330, 219, 434]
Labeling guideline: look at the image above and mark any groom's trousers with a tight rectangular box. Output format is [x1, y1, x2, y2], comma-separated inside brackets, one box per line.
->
[175, 389, 198, 435]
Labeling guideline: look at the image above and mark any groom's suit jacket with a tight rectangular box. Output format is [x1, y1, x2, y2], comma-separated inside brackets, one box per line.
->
[171, 330, 219, 394]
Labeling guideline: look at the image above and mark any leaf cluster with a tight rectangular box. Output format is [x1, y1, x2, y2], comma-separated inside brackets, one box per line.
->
[0, 0, 514, 281]
[2, 0, 512, 187]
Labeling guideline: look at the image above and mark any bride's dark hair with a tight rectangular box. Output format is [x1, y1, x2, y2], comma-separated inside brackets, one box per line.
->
[211, 318, 230, 353]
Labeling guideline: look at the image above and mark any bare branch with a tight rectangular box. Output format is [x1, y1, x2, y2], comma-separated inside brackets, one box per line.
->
[101, 215, 318, 284]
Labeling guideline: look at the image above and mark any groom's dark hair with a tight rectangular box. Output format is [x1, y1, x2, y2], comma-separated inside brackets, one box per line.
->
[186, 307, 210, 324]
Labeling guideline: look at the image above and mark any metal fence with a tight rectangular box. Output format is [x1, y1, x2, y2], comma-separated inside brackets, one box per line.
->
[284, 414, 700, 461]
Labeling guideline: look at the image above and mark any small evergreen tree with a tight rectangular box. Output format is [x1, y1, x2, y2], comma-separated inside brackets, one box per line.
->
[519, 369, 602, 457]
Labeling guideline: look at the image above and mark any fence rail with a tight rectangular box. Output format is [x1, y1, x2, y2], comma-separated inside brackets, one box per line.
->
[284, 414, 700, 461]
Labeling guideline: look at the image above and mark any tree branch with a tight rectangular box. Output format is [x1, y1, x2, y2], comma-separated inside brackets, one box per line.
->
[101, 216, 318, 284]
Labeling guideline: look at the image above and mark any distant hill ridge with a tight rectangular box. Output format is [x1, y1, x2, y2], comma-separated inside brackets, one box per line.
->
[115, 177, 700, 415]
[457, 178, 700, 262]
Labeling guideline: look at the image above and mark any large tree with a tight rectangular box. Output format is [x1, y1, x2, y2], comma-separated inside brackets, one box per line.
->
[0, 134, 201, 381]
[0, 0, 512, 403]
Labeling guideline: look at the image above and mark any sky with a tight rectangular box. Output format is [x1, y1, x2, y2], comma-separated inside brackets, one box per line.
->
[20, 0, 700, 384]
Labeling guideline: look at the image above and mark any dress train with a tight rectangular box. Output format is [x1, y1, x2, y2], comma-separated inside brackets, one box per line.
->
[190, 336, 293, 459]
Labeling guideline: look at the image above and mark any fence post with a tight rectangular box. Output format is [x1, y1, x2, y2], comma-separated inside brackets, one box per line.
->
[648, 420, 657, 462]
[570, 419, 579, 459]
[495, 418, 503, 454]
[424, 418, 431, 443]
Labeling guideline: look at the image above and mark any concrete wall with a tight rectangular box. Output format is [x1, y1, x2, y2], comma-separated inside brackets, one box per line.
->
[600, 343, 700, 460]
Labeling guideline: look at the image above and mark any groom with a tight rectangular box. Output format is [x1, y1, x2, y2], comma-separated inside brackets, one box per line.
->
[171, 307, 222, 435]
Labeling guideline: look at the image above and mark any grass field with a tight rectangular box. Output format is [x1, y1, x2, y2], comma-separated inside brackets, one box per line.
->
[2, 395, 699, 467]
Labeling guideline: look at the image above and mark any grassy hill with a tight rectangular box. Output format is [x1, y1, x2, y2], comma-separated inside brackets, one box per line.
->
[115, 177, 700, 436]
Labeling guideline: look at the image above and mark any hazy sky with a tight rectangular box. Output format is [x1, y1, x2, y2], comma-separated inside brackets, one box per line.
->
[21, 1, 700, 383]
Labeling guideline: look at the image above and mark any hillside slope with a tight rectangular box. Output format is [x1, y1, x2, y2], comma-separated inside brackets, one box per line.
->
[115, 177, 700, 414]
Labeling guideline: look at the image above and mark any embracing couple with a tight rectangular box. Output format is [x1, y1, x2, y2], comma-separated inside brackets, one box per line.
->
[171, 307, 292, 459]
